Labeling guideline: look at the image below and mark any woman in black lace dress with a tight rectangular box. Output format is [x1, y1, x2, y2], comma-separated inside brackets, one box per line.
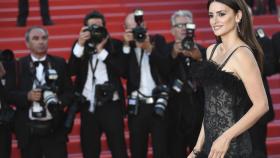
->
[187, 0, 269, 158]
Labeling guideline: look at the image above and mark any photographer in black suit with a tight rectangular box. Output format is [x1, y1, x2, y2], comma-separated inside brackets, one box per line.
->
[165, 10, 205, 158]
[0, 49, 16, 158]
[11, 26, 73, 158]
[248, 27, 277, 158]
[68, 10, 128, 158]
[122, 10, 169, 158]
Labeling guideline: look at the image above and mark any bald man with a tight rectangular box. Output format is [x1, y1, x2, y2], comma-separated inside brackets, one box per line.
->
[122, 11, 169, 158]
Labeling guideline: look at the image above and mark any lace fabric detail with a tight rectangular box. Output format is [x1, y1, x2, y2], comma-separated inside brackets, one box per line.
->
[191, 60, 252, 157]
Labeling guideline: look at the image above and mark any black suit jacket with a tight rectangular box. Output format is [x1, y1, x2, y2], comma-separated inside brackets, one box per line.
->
[123, 34, 169, 95]
[68, 38, 126, 107]
[12, 54, 73, 148]
[165, 41, 205, 133]
[272, 31, 280, 72]
[0, 60, 16, 106]
[257, 36, 277, 123]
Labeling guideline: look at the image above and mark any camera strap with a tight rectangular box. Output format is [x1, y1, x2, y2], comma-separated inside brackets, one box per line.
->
[139, 49, 144, 68]
[88, 55, 99, 85]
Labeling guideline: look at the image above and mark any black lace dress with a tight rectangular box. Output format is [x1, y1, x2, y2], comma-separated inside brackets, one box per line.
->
[192, 44, 252, 157]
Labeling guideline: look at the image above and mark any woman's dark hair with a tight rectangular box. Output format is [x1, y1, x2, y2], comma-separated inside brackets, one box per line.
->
[83, 10, 106, 26]
[207, 0, 263, 71]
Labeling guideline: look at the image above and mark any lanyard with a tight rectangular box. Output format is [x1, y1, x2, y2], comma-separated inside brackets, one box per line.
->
[89, 55, 99, 85]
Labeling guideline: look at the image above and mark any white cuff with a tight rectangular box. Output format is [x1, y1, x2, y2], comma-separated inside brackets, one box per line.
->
[97, 49, 109, 61]
[73, 43, 84, 58]
[123, 46, 131, 54]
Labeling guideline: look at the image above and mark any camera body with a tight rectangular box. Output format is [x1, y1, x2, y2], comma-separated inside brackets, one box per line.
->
[94, 82, 116, 107]
[64, 92, 87, 133]
[256, 28, 265, 39]
[181, 23, 196, 50]
[127, 91, 140, 116]
[84, 24, 108, 48]
[132, 9, 147, 43]
[0, 104, 15, 125]
[32, 69, 59, 119]
[152, 85, 169, 118]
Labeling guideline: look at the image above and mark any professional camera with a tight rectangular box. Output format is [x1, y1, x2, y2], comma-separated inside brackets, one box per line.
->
[127, 91, 140, 116]
[152, 85, 169, 118]
[64, 92, 87, 133]
[181, 23, 196, 50]
[94, 82, 116, 107]
[84, 24, 108, 48]
[132, 9, 147, 42]
[31, 69, 59, 119]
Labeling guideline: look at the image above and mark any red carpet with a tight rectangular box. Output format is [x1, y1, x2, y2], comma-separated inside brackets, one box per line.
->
[1, 0, 280, 157]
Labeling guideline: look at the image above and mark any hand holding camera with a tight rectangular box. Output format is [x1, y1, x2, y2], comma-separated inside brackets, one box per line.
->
[78, 26, 91, 46]
[95, 35, 109, 53]
[82, 24, 109, 52]
[28, 89, 42, 102]
[136, 35, 153, 53]
[182, 46, 202, 61]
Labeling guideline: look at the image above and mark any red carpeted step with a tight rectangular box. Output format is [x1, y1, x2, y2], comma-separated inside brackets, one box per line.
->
[271, 88, 280, 104]
[267, 137, 280, 155]
[268, 120, 280, 138]
[269, 74, 280, 89]
[274, 104, 280, 120]
[269, 155, 280, 158]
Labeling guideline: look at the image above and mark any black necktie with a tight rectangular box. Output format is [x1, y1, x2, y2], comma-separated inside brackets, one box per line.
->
[33, 60, 47, 67]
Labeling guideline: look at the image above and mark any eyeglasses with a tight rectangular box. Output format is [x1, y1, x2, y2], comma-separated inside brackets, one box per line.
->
[173, 23, 187, 28]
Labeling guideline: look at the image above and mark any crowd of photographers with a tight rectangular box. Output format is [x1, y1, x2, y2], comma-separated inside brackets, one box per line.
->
[0, 8, 280, 158]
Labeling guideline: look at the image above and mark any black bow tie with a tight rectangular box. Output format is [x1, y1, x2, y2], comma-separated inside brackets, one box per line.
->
[33, 60, 47, 67]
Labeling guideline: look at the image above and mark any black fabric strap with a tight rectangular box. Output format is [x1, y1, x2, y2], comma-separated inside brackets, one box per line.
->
[219, 45, 249, 69]
[209, 43, 220, 60]
[88, 54, 99, 84]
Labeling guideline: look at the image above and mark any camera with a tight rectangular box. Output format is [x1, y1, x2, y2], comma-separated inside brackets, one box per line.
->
[152, 85, 169, 118]
[84, 24, 108, 48]
[31, 69, 59, 119]
[94, 82, 116, 107]
[172, 79, 184, 93]
[181, 23, 196, 50]
[256, 28, 265, 38]
[132, 9, 147, 42]
[64, 92, 86, 133]
[127, 91, 140, 116]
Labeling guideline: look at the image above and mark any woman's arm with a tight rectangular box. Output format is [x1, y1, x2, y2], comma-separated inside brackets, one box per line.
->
[188, 123, 205, 158]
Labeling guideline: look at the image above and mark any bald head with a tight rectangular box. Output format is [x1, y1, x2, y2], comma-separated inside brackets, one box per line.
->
[124, 13, 137, 30]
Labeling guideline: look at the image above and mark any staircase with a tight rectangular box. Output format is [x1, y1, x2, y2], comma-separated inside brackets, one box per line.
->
[0, 0, 280, 157]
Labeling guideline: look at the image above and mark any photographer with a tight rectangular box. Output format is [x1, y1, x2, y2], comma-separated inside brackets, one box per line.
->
[122, 10, 169, 158]
[248, 27, 277, 158]
[165, 10, 205, 158]
[0, 49, 16, 158]
[68, 10, 128, 158]
[11, 26, 73, 158]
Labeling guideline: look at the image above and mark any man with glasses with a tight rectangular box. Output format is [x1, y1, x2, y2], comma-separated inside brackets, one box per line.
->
[165, 10, 205, 158]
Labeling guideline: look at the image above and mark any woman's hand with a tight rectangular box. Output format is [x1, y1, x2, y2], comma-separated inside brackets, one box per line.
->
[208, 133, 232, 158]
[187, 149, 201, 158]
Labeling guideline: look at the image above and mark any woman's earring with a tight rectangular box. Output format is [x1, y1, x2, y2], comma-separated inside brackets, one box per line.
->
[236, 22, 240, 33]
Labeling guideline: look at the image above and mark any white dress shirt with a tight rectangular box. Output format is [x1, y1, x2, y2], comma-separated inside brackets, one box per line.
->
[123, 46, 156, 96]
[73, 43, 109, 112]
[29, 55, 53, 121]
